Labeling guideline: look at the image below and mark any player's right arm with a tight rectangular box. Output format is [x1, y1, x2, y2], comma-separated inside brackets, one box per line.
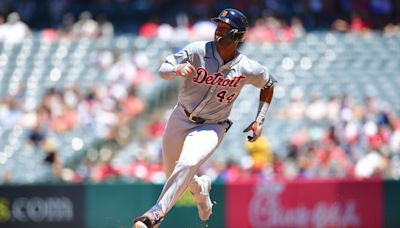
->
[159, 43, 199, 80]
[159, 61, 195, 80]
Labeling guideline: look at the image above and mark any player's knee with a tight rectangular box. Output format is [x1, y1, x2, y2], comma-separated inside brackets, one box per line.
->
[175, 160, 199, 172]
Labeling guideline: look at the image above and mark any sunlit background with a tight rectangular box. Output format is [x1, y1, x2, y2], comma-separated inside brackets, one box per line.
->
[0, 1, 399, 228]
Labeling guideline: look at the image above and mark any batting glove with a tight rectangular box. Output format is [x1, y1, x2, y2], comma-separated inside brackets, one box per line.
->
[243, 120, 264, 142]
[175, 62, 195, 77]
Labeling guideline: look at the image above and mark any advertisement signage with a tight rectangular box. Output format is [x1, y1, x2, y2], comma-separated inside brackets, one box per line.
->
[227, 180, 382, 228]
[0, 185, 85, 228]
[85, 183, 226, 228]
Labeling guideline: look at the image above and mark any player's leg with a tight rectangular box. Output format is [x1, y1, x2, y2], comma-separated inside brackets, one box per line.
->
[163, 123, 215, 221]
[133, 106, 185, 228]
[161, 105, 209, 193]
[186, 120, 231, 220]
[156, 123, 226, 215]
[133, 204, 164, 228]
[188, 174, 213, 221]
[161, 109, 216, 221]
[133, 124, 225, 227]
[133, 106, 227, 227]
[161, 109, 186, 178]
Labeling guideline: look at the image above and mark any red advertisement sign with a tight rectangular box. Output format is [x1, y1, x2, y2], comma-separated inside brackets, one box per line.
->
[226, 179, 383, 228]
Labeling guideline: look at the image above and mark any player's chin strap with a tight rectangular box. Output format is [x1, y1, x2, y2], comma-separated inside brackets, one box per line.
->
[217, 29, 240, 46]
[244, 101, 270, 142]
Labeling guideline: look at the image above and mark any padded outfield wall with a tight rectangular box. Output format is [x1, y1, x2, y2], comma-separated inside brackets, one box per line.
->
[0, 180, 398, 228]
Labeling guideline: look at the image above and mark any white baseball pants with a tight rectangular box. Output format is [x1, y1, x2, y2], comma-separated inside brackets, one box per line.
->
[156, 104, 229, 214]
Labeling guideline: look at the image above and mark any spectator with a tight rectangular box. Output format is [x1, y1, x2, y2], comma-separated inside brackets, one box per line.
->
[91, 159, 119, 182]
[350, 12, 370, 34]
[355, 149, 389, 179]
[131, 50, 154, 86]
[174, 13, 191, 42]
[28, 123, 46, 147]
[218, 160, 243, 183]
[244, 135, 273, 172]
[43, 139, 62, 182]
[278, 20, 295, 42]
[326, 96, 341, 122]
[57, 13, 75, 40]
[107, 50, 137, 85]
[73, 11, 99, 39]
[74, 158, 93, 183]
[0, 97, 22, 130]
[138, 18, 159, 38]
[383, 22, 400, 36]
[305, 94, 327, 122]
[263, 15, 280, 43]
[390, 120, 400, 154]
[0, 14, 6, 41]
[96, 13, 114, 39]
[1, 12, 30, 44]
[95, 48, 115, 70]
[145, 113, 165, 140]
[331, 18, 350, 32]
[283, 87, 306, 121]
[247, 18, 270, 43]
[50, 105, 78, 133]
[121, 85, 145, 123]
[290, 16, 305, 38]
[157, 23, 175, 41]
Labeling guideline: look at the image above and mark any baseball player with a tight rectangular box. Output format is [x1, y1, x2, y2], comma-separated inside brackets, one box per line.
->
[133, 8, 276, 228]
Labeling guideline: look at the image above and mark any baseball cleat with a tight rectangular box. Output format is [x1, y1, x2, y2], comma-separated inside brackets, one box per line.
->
[133, 220, 161, 228]
[132, 220, 148, 228]
[196, 175, 213, 221]
[133, 206, 164, 228]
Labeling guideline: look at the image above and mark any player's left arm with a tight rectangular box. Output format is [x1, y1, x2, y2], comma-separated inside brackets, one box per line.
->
[243, 62, 277, 142]
[243, 83, 275, 142]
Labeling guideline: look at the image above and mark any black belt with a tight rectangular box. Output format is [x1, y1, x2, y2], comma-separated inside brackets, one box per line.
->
[184, 109, 207, 124]
[184, 109, 227, 125]
[181, 105, 233, 132]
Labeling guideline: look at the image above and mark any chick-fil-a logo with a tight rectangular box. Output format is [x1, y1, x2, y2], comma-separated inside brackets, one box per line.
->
[249, 183, 360, 228]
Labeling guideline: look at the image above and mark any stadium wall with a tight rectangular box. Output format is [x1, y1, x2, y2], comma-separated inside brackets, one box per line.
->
[0, 180, 398, 228]
[383, 180, 400, 227]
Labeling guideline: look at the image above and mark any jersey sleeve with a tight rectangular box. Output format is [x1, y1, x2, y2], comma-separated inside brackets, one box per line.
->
[164, 43, 196, 65]
[245, 59, 277, 89]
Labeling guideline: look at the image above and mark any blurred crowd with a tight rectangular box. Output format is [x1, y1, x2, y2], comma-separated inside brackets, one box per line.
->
[0, 36, 151, 183]
[0, 0, 400, 43]
[0, 1, 399, 184]
[267, 93, 399, 181]
[78, 93, 400, 184]
[1, 10, 399, 48]
[1, 0, 400, 31]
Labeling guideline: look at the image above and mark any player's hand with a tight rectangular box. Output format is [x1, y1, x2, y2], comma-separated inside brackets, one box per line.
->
[243, 121, 264, 142]
[175, 62, 195, 77]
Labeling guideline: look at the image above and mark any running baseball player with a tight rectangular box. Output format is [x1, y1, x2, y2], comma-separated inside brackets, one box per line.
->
[133, 8, 276, 228]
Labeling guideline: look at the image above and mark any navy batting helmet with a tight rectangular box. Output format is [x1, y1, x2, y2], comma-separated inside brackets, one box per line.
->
[212, 8, 249, 42]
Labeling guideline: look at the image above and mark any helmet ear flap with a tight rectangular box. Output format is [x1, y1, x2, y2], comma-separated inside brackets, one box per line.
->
[229, 28, 245, 42]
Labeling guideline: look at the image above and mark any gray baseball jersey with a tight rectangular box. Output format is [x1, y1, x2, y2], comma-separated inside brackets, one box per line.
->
[164, 41, 276, 122]
[154, 41, 277, 215]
